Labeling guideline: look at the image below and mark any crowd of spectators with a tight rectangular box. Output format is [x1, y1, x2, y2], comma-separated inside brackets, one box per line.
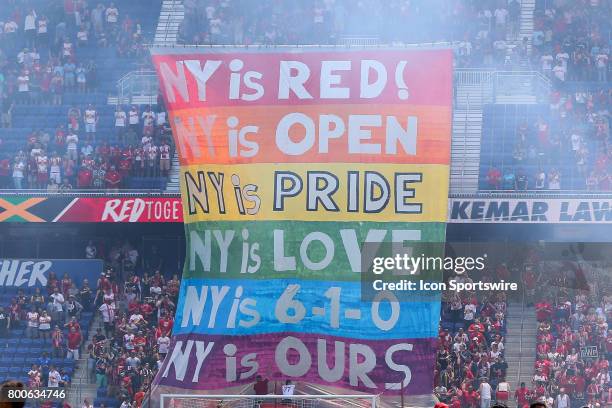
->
[483, 0, 610, 191]
[87, 239, 180, 408]
[0, 103, 173, 190]
[177, 0, 608, 74]
[531, 0, 609, 85]
[485, 89, 610, 191]
[0, 1, 166, 191]
[0, 1, 608, 192]
[524, 260, 611, 407]
[178, 0, 527, 67]
[0, 271, 92, 394]
[435, 250, 612, 408]
[0, 0, 146, 104]
[485, 87, 610, 191]
[0, 239, 181, 408]
[434, 267, 510, 407]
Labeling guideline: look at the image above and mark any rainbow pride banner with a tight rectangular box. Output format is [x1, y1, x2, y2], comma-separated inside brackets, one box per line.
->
[150, 47, 452, 400]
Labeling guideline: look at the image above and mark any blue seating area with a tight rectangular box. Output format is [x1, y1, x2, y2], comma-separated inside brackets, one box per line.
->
[95, 388, 120, 408]
[1, 0, 165, 192]
[0, 287, 93, 386]
[479, 104, 600, 190]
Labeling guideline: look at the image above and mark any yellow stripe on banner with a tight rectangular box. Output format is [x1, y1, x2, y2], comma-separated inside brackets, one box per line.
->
[179, 163, 449, 223]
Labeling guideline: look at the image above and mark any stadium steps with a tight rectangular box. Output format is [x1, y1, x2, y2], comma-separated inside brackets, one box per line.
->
[165, 151, 181, 192]
[67, 316, 105, 407]
[451, 81, 492, 193]
[450, 109, 483, 193]
[519, 0, 536, 54]
[154, 0, 185, 46]
[496, 94, 537, 104]
[503, 302, 537, 403]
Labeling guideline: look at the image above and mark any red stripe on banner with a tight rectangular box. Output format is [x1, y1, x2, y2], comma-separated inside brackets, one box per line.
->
[151, 49, 452, 110]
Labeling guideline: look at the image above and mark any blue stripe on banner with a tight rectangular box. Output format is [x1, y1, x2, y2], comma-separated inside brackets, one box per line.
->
[172, 278, 441, 339]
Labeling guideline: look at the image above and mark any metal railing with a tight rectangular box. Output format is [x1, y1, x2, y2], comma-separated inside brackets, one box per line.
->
[117, 70, 159, 104]
[455, 69, 551, 103]
[517, 287, 526, 386]
[494, 71, 551, 102]
[451, 191, 612, 198]
[338, 35, 380, 46]
[454, 69, 496, 86]
[0, 189, 175, 196]
[156, 0, 184, 46]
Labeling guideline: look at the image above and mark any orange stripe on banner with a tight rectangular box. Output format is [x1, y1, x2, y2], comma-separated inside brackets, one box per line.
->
[168, 104, 451, 166]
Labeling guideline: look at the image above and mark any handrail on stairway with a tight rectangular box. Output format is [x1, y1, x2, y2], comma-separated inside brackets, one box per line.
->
[517, 285, 526, 385]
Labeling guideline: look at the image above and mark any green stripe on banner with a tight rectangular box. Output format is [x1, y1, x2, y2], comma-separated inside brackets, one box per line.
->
[183, 220, 447, 281]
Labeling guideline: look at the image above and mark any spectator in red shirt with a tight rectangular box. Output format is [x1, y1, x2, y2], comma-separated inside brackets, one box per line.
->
[468, 318, 485, 338]
[0, 157, 10, 188]
[535, 300, 552, 322]
[66, 327, 82, 360]
[118, 154, 132, 177]
[514, 382, 530, 406]
[462, 384, 478, 408]
[133, 388, 145, 408]
[139, 301, 153, 319]
[253, 375, 269, 395]
[77, 167, 92, 188]
[64, 316, 80, 333]
[573, 370, 586, 400]
[104, 165, 121, 191]
[133, 331, 146, 348]
[127, 299, 140, 315]
[486, 167, 501, 189]
[158, 311, 173, 336]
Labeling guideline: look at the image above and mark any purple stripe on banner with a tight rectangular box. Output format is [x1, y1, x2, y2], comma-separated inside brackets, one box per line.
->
[154, 332, 437, 396]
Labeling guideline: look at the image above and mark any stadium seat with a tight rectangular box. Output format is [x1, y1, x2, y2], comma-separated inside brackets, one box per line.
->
[5, 338, 19, 347]
[19, 338, 33, 346]
[8, 367, 21, 375]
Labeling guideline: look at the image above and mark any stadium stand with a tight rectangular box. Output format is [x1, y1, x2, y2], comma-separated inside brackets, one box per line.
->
[528, 261, 611, 407]
[0, 0, 172, 191]
[0, 233, 183, 408]
[478, 0, 610, 191]
[0, 0, 609, 407]
[0, 280, 94, 403]
[435, 267, 510, 407]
